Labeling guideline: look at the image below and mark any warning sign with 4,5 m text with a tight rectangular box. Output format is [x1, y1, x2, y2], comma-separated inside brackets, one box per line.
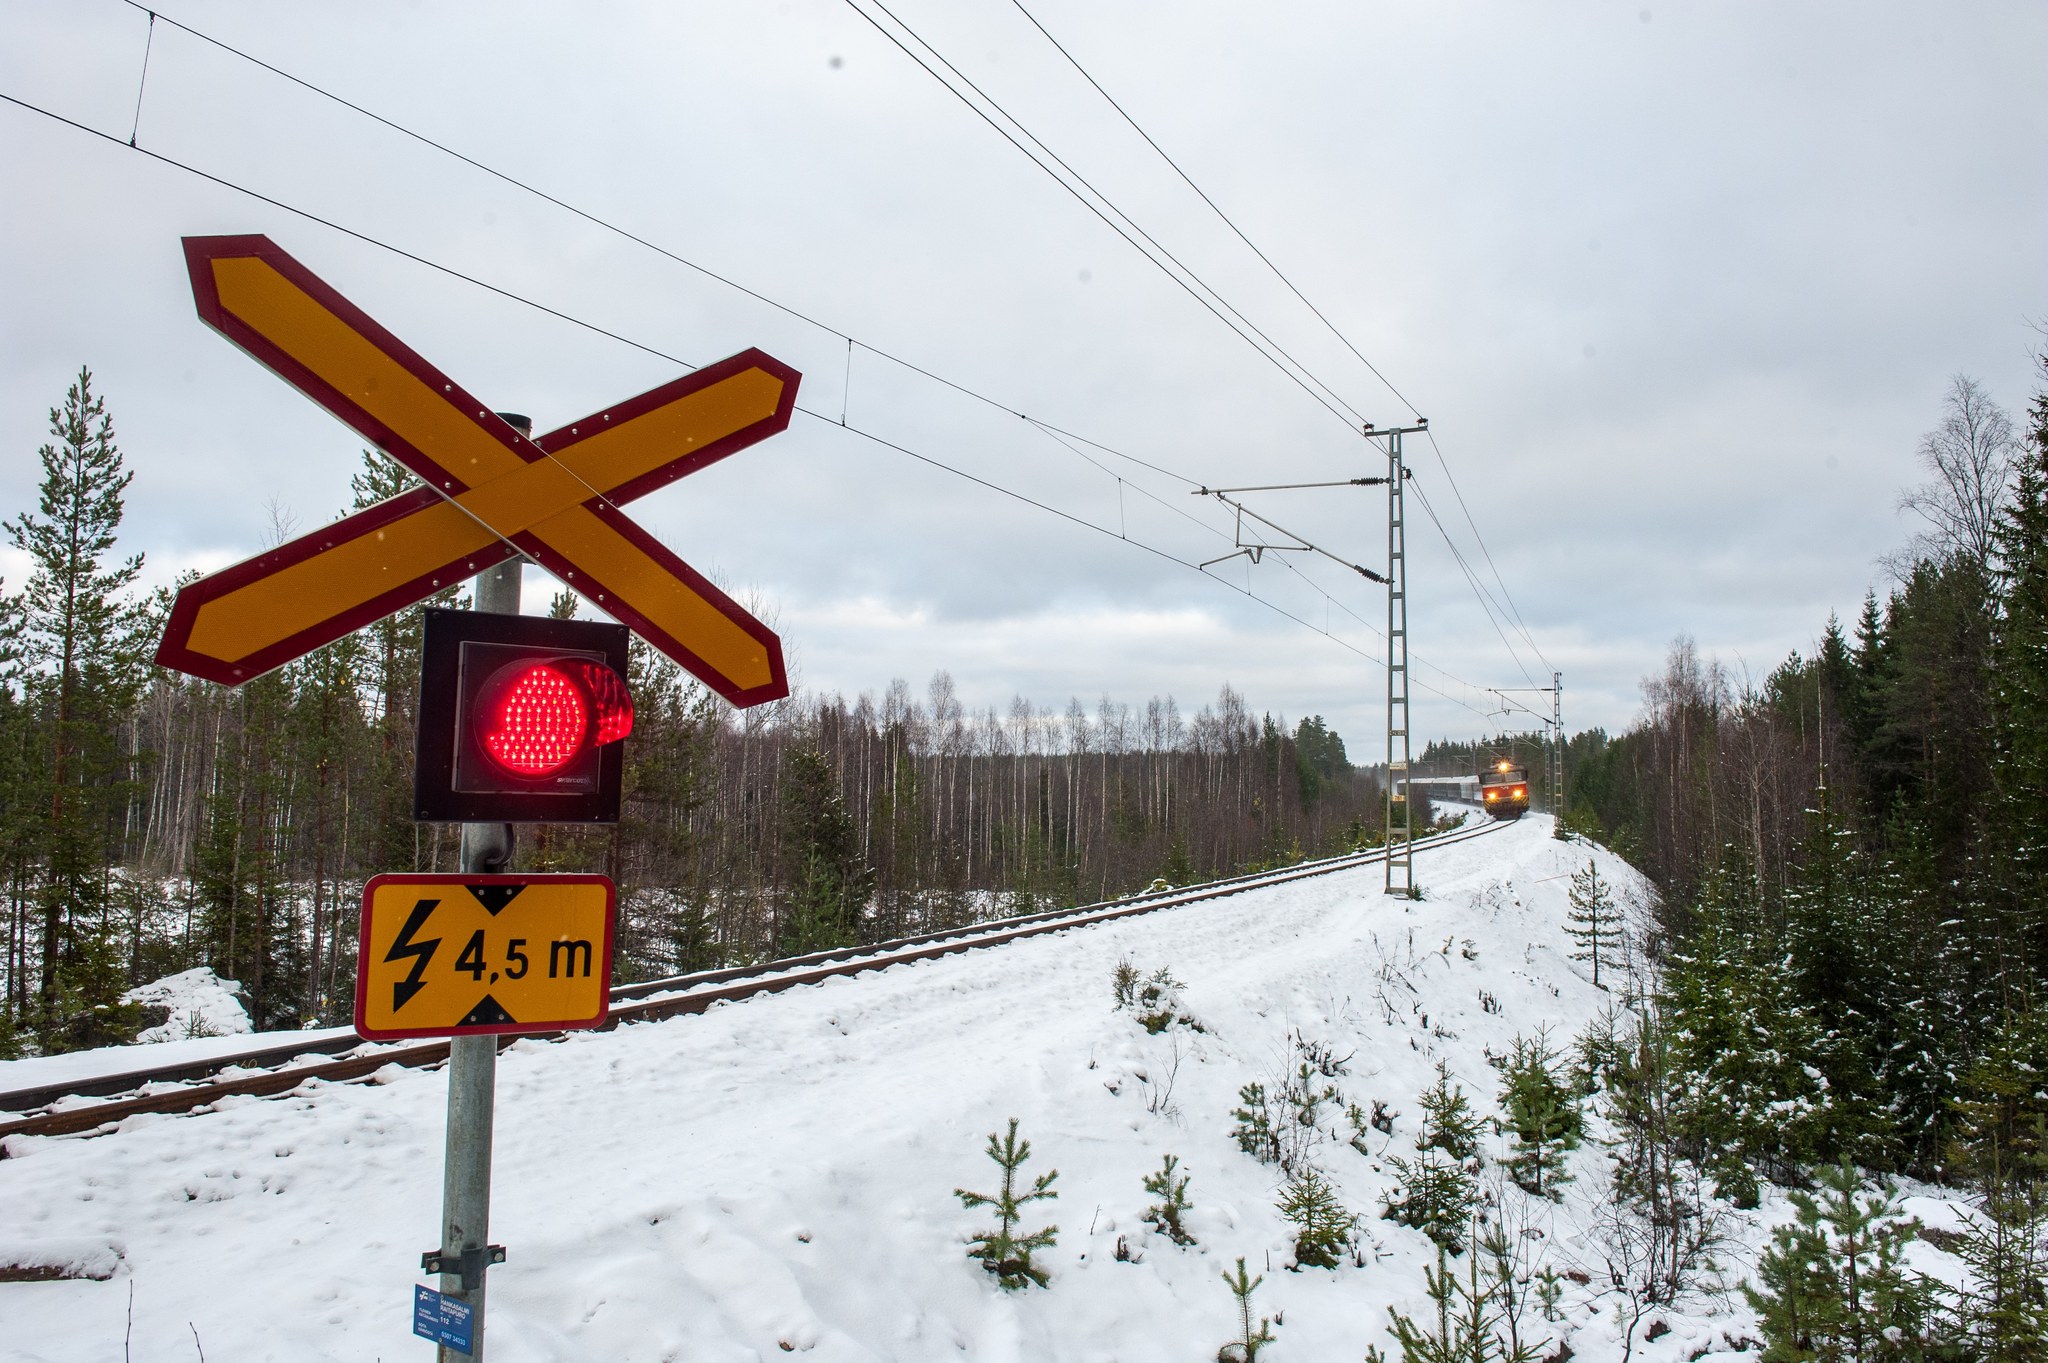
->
[354, 874, 614, 1040]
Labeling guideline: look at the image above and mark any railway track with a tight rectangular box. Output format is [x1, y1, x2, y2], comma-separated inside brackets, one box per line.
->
[0, 818, 1505, 1142]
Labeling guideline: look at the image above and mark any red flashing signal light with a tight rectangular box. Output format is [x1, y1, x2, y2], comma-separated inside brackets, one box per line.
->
[476, 659, 635, 778]
[414, 609, 634, 824]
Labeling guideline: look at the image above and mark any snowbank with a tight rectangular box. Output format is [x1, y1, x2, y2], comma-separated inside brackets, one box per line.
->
[0, 817, 1956, 1360]
[121, 967, 253, 1044]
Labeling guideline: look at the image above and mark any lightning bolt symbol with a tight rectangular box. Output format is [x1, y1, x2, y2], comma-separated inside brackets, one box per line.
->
[384, 898, 441, 1012]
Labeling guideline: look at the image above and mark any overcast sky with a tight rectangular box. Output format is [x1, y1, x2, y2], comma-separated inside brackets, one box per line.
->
[3, 0, 2044, 755]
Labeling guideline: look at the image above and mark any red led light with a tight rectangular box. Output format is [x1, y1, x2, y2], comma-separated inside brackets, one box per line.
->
[473, 656, 635, 779]
[480, 663, 590, 776]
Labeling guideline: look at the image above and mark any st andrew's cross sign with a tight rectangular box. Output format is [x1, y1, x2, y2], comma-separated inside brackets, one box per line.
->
[155, 235, 797, 707]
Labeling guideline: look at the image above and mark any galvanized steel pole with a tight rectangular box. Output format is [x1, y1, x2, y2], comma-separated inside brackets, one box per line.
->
[437, 415, 526, 1361]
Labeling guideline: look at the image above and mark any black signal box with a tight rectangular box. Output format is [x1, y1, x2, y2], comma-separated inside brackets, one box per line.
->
[414, 608, 632, 824]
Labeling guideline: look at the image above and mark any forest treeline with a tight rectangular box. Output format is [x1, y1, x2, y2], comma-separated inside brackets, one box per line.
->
[0, 370, 1385, 1052]
[1561, 364, 2048, 1215]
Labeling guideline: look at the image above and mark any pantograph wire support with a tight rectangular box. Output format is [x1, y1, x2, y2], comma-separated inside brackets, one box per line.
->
[1189, 482, 1390, 581]
[1488, 674, 1565, 815]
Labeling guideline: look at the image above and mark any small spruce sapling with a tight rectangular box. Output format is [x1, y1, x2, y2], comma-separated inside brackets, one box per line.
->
[1417, 1060, 1484, 1161]
[955, 1118, 1060, 1289]
[1142, 1153, 1196, 1246]
[1497, 1030, 1581, 1200]
[1232, 1082, 1281, 1165]
[1218, 1257, 1278, 1362]
[1383, 1062, 1482, 1252]
[1279, 1166, 1357, 1269]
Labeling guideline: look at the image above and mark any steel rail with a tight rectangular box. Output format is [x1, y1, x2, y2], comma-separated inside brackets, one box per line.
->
[0, 819, 1506, 1142]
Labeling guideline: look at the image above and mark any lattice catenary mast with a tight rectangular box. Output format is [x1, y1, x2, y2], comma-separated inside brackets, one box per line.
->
[1368, 421, 1430, 895]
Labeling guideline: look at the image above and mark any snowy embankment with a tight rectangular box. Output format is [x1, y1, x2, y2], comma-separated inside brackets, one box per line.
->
[0, 969, 354, 1107]
[0, 816, 1966, 1360]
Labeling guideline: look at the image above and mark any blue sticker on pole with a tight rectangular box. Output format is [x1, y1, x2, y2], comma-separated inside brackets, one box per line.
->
[413, 1284, 475, 1354]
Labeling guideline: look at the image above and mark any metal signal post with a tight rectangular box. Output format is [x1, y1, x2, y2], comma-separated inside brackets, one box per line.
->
[436, 418, 526, 1363]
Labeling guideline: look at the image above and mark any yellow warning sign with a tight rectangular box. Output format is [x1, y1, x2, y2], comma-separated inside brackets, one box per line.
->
[354, 874, 614, 1040]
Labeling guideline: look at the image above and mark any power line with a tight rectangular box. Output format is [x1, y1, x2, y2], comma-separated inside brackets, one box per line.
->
[93, 0, 1554, 700]
[839, 0, 1370, 432]
[1006, 0, 1420, 417]
[0, 82, 1503, 728]
[1004, 0, 1556, 675]
[111, 0, 1212, 505]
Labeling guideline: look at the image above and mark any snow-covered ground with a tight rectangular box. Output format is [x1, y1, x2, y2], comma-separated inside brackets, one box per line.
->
[0, 971, 353, 1108]
[0, 815, 1969, 1360]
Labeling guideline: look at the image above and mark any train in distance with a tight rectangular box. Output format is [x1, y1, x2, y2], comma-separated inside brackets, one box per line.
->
[1479, 758, 1530, 820]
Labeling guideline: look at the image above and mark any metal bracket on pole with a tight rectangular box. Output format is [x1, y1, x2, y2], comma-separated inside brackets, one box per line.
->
[421, 1246, 507, 1292]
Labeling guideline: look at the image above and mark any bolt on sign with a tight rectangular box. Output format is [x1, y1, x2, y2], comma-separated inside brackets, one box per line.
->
[153, 234, 797, 706]
[355, 875, 615, 1040]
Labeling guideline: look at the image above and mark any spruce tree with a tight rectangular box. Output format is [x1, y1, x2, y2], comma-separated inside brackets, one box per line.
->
[778, 746, 873, 955]
[1741, 1161, 1941, 1363]
[1384, 1061, 1482, 1251]
[1985, 397, 2048, 981]
[1565, 857, 1623, 989]
[1945, 1009, 2048, 1357]
[1497, 1031, 1581, 1199]
[1663, 857, 1829, 1197]
[955, 1118, 1059, 1289]
[1278, 1165, 1356, 1269]
[5, 368, 147, 1042]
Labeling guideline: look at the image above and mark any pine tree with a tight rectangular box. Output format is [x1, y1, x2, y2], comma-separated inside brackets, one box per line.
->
[1231, 1082, 1281, 1166]
[1217, 1258, 1277, 1362]
[5, 368, 147, 1043]
[1278, 1165, 1356, 1269]
[955, 1118, 1059, 1289]
[1565, 857, 1624, 989]
[1141, 1153, 1195, 1246]
[1741, 1160, 1941, 1363]
[1387, 1240, 1498, 1363]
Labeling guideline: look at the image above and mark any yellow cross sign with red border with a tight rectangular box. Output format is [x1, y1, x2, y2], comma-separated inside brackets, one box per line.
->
[155, 235, 796, 707]
[354, 874, 614, 1040]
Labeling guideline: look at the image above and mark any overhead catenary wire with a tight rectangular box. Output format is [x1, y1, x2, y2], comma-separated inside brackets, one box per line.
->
[1004, 0, 1556, 676]
[89, 0, 1547, 710]
[0, 82, 1506, 727]
[24, 0, 1547, 726]
[836, 0, 1371, 433]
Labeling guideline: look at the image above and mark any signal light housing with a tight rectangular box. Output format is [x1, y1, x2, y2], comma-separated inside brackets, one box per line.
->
[414, 608, 633, 824]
